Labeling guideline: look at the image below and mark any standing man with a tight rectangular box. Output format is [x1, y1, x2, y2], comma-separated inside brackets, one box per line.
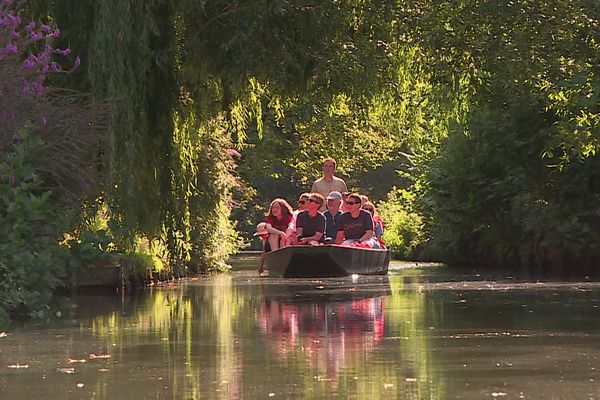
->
[311, 157, 348, 211]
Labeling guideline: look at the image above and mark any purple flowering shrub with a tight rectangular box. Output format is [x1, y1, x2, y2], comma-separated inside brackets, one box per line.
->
[0, 0, 108, 324]
[0, 0, 107, 199]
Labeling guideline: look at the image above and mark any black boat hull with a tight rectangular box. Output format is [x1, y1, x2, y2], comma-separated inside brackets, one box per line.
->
[265, 245, 390, 278]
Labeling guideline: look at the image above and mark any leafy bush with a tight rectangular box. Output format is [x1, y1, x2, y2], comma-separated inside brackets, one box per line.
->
[0, 1, 108, 325]
[0, 138, 68, 320]
[377, 189, 425, 259]
[417, 98, 600, 268]
[65, 228, 118, 270]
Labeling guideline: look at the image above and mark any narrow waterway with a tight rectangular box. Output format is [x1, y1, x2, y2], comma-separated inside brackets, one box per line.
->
[2, 255, 600, 399]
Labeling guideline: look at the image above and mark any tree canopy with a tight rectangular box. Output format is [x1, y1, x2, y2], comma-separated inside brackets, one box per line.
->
[15, 0, 600, 274]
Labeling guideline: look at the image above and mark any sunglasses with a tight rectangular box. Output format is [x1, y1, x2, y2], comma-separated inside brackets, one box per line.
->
[308, 198, 321, 204]
[345, 201, 360, 205]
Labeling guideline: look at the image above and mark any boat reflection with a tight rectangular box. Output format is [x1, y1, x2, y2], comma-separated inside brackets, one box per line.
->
[258, 277, 390, 383]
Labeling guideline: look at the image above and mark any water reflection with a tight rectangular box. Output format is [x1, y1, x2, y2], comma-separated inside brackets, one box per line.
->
[258, 281, 388, 387]
[3, 263, 600, 399]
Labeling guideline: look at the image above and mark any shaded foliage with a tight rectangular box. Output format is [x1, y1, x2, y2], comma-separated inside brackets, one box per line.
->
[0, 1, 108, 323]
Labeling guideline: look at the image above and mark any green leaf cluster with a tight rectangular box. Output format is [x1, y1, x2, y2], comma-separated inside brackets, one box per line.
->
[0, 138, 68, 322]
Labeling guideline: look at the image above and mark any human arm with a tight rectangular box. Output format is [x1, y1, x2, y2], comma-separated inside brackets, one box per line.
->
[340, 179, 348, 193]
[374, 221, 383, 241]
[298, 231, 323, 245]
[335, 230, 344, 245]
[357, 229, 374, 244]
[265, 222, 288, 246]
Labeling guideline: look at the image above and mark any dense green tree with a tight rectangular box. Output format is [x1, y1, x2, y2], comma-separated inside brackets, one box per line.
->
[402, 0, 600, 269]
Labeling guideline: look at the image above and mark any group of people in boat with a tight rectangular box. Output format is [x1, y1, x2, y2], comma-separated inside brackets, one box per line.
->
[255, 158, 385, 274]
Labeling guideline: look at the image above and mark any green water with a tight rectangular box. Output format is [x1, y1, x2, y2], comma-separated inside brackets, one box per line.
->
[2, 257, 600, 399]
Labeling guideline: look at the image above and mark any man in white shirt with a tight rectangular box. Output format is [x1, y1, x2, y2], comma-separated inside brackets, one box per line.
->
[311, 157, 348, 211]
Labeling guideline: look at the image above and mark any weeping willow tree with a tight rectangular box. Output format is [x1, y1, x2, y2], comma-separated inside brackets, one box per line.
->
[22, 0, 238, 273]
[25, 0, 430, 274]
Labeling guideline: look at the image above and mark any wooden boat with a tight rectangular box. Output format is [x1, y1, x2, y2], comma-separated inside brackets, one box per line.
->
[265, 244, 390, 278]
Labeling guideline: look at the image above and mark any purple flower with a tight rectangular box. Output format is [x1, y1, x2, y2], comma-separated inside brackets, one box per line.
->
[73, 56, 81, 69]
[30, 80, 44, 93]
[23, 54, 37, 69]
[48, 28, 60, 39]
[5, 12, 20, 28]
[3, 42, 17, 54]
[25, 21, 35, 31]
[29, 31, 42, 40]
[2, 107, 15, 119]
[55, 47, 70, 56]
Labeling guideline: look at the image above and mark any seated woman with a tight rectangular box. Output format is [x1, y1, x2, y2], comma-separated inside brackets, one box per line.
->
[335, 193, 381, 249]
[289, 192, 310, 239]
[264, 198, 294, 251]
[361, 201, 385, 247]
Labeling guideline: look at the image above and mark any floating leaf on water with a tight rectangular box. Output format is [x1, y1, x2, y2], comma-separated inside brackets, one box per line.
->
[405, 377, 417, 382]
[7, 363, 29, 369]
[98, 368, 109, 372]
[89, 353, 111, 359]
[76, 383, 84, 388]
[68, 359, 86, 364]
[57, 368, 75, 374]
[0, 332, 7, 338]
[384, 383, 394, 388]
[491, 393, 507, 397]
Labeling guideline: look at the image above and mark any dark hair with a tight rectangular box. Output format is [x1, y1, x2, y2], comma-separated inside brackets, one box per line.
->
[266, 198, 293, 219]
[309, 192, 325, 206]
[361, 201, 376, 213]
[347, 193, 362, 204]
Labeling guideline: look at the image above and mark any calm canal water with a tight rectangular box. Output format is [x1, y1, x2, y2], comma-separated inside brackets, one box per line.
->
[2, 255, 600, 399]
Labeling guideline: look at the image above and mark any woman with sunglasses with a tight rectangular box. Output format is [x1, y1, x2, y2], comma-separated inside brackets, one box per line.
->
[335, 193, 381, 248]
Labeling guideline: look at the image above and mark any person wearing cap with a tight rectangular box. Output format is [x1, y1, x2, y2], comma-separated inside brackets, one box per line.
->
[292, 193, 326, 245]
[323, 191, 343, 243]
[311, 158, 348, 211]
